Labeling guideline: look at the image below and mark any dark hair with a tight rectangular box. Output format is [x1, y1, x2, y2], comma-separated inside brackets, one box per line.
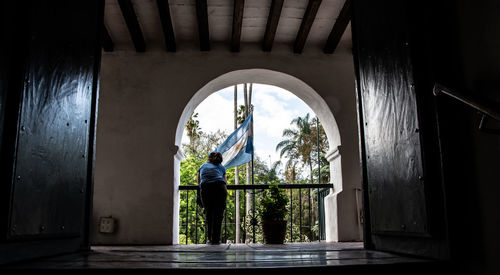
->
[208, 152, 223, 165]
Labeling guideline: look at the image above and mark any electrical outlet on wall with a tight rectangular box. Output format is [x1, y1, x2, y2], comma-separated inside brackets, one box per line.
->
[99, 216, 116, 234]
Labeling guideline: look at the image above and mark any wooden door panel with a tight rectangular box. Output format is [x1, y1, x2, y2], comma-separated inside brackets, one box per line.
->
[0, 0, 102, 263]
[355, 0, 428, 237]
[352, 0, 449, 259]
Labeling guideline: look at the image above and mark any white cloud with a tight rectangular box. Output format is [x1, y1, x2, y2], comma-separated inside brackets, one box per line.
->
[194, 92, 234, 134]
[252, 84, 297, 100]
[180, 92, 233, 146]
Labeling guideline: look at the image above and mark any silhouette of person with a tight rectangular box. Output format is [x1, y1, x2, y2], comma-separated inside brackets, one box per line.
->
[197, 152, 227, 245]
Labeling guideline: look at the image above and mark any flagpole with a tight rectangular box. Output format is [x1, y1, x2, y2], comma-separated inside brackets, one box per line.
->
[244, 83, 251, 244]
[234, 85, 240, 244]
[250, 83, 254, 187]
[247, 83, 256, 243]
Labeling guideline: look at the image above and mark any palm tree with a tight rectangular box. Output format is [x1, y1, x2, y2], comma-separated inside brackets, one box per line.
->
[310, 116, 330, 183]
[185, 112, 201, 155]
[276, 113, 314, 184]
[276, 136, 299, 184]
[236, 104, 254, 124]
[269, 160, 282, 182]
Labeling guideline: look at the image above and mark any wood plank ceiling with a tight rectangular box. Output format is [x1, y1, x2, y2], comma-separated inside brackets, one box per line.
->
[103, 0, 351, 54]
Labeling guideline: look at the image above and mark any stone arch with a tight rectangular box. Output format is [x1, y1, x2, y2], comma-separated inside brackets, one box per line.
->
[173, 69, 344, 244]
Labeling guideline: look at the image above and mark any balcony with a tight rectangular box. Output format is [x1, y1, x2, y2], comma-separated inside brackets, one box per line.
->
[178, 183, 333, 244]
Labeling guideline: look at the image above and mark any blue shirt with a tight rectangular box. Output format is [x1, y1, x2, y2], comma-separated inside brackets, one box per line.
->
[199, 162, 226, 185]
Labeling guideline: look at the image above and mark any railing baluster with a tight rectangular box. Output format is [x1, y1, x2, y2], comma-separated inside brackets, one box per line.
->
[195, 190, 199, 244]
[289, 188, 293, 242]
[252, 191, 255, 243]
[233, 190, 237, 243]
[185, 190, 189, 245]
[204, 212, 207, 244]
[224, 195, 227, 243]
[299, 187, 302, 242]
[317, 187, 321, 241]
[307, 188, 312, 242]
[243, 190, 247, 242]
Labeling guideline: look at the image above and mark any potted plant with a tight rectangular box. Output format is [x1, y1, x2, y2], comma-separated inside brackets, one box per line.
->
[258, 182, 289, 244]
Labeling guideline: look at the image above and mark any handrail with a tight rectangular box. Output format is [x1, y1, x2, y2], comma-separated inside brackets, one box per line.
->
[179, 183, 334, 190]
[433, 83, 500, 122]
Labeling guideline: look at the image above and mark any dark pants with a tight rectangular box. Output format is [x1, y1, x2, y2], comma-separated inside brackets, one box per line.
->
[200, 181, 227, 244]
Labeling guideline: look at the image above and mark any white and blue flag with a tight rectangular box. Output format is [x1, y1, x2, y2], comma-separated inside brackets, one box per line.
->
[215, 112, 253, 169]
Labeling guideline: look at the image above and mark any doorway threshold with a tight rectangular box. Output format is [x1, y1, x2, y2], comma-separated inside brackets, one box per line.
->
[2, 242, 444, 273]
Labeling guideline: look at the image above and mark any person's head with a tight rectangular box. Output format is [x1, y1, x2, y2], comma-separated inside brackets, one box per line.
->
[208, 152, 223, 165]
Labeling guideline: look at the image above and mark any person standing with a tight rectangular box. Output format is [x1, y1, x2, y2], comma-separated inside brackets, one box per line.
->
[197, 152, 227, 245]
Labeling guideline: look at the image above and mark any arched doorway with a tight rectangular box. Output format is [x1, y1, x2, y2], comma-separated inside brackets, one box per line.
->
[173, 69, 349, 244]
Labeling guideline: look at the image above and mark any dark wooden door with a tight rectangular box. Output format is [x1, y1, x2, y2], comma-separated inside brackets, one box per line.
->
[0, 0, 102, 264]
[352, 0, 450, 259]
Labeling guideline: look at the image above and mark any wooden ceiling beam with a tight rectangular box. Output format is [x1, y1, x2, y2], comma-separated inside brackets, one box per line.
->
[293, 0, 322, 54]
[231, 0, 245, 52]
[323, 0, 351, 54]
[262, 0, 284, 52]
[195, 0, 210, 51]
[157, 0, 176, 52]
[102, 25, 114, 52]
[117, 0, 146, 52]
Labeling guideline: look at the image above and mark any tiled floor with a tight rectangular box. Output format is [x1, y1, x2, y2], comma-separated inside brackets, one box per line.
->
[2, 242, 436, 271]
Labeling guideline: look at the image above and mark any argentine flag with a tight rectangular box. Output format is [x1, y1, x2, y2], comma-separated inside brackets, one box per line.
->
[215, 112, 253, 169]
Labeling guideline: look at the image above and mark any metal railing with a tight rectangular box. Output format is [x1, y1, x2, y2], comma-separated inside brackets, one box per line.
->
[179, 183, 333, 244]
[433, 84, 500, 122]
[434, 84, 500, 134]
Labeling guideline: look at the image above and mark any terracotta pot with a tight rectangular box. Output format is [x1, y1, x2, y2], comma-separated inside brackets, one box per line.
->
[261, 220, 287, 244]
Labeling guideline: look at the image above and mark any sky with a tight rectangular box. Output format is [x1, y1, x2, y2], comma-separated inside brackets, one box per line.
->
[181, 83, 316, 170]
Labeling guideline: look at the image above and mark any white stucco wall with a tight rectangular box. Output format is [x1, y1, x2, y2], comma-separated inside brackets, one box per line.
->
[91, 43, 361, 244]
